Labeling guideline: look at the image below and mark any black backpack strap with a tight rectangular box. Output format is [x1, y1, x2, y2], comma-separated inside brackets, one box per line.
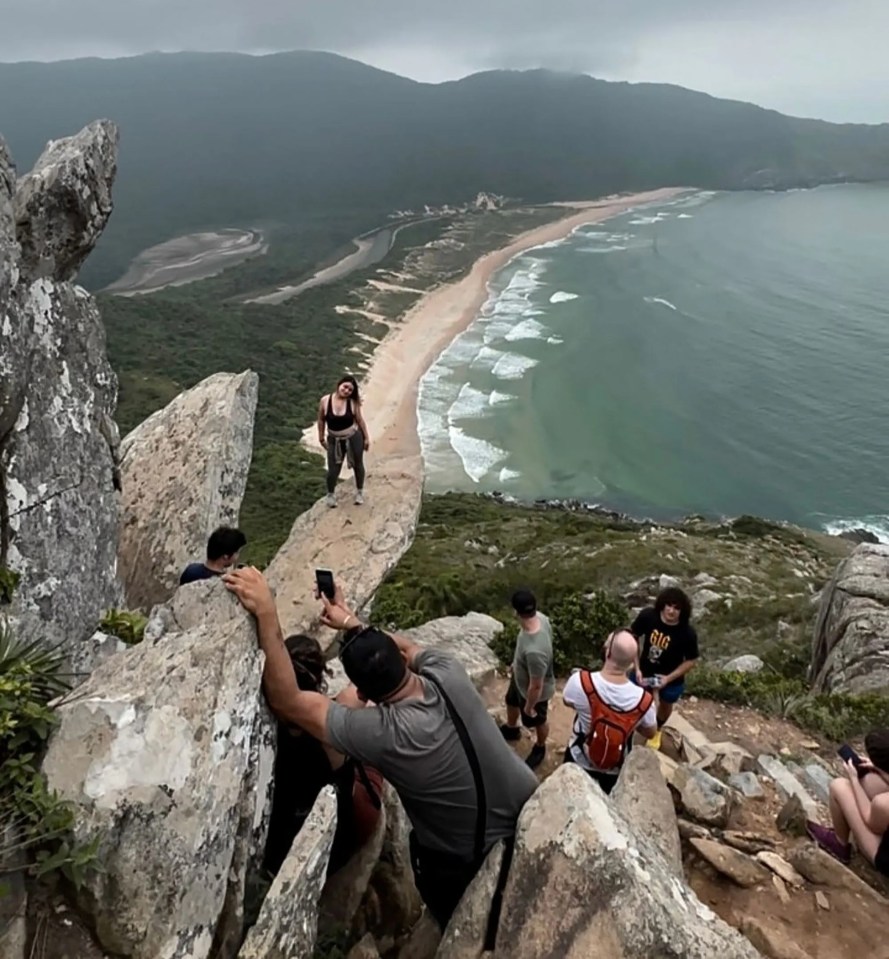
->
[423, 674, 487, 864]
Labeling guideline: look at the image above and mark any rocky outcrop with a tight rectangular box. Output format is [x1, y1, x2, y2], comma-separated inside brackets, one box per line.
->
[1, 121, 122, 670]
[238, 788, 337, 959]
[265, 453, 422, 648]
[118, 370, 259, 611]
[41, 582, 275, 959]
[493, 764, 763, 958]
[402, 612, 502, 686]
[612, 747, 682, 876]
[811, 543, 889, 695]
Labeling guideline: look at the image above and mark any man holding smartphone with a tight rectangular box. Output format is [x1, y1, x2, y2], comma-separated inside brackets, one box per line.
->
[223, 566, 538, 933]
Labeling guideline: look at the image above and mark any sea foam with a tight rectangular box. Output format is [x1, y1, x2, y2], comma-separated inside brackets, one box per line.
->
[448, 426, 508, 483]
[504, 318, 549, 342]
[492, 353, 539, 380]
[822, 516, 889, 544]
[644, 296, 678, 311]
[549, 291, 578, 303]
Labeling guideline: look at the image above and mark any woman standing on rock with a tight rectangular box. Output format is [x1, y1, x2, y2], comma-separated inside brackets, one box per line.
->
[317, 374, 370, 507]
[807, 729, 889, 875]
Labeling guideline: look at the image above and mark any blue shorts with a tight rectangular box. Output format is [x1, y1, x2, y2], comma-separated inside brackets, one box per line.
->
[629, 672, 685, 705]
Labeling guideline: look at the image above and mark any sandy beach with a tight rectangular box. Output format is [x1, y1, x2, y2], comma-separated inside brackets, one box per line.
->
[352, 187, 687, 467]
[274, 187, 684, 638]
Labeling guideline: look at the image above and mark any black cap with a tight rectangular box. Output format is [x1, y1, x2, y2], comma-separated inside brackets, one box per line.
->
[341, 627, 408, 703]
[511, 589, 537, 616]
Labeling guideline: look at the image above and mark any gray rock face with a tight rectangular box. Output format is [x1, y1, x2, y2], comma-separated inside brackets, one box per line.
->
[729, 772, 765, 800]
[612, 747, 683, 877]
[811, 543, 889, 695]
[1, 121, 122, 670]
[756, 755, 817, 817]
[238, 788, 337, 959]
[677, 766, 735, 828]
[41, 582, 275, 959]
[437, 842, 504, 959]
[401, 612, 503, 687]
[493, 764, 763, 958]
[118, 370, 259, 611]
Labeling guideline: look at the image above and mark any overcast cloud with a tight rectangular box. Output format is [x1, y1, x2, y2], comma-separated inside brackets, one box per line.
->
[3, 0, 888, 123]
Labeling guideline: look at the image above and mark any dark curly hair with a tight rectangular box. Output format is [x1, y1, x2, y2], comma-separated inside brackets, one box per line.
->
[865, 728, 889, 774]
[284, 634, 329, 693]
[654, 586, 693, 625]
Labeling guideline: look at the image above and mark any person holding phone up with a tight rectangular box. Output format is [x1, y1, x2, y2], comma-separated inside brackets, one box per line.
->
[806, 729, 889, 874]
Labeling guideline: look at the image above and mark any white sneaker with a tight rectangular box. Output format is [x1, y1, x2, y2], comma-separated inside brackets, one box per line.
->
[325, 493, 337, 508]
[354, 490, 364, 505]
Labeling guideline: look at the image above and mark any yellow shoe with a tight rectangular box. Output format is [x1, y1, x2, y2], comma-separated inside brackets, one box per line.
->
[646, 730, 663, 751]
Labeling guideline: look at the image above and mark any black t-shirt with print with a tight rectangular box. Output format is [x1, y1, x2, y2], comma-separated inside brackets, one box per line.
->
[631, 607, 700, 679]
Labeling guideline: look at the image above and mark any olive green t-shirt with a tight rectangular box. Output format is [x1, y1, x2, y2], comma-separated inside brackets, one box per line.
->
[512, 613, 556, 702]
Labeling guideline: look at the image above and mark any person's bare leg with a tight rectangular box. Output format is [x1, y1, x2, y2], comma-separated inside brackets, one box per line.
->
[656, 699, 674, 727]
[505, 705, 521, 728]
[830, 778, 881, 862]
[535, 722, 549, 747]
[861, 772, 889, 800]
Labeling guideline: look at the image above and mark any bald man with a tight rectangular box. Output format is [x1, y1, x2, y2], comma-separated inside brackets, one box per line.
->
[562, 629, 658, 794]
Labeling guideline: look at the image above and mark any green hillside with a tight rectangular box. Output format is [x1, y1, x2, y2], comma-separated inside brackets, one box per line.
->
[2, 51, 889, 288]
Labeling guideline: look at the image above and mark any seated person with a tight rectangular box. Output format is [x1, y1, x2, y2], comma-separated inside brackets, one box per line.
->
[806, 730, 889, 875]
[562, 629, 657, 794]
[179, 526, 247, 586]
[264, 634, 383, 877]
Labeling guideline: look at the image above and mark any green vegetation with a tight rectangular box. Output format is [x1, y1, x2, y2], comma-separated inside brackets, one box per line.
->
[99, 609, 148, 646]
[0, 627, 100, 891]
[372, 493, 847, 661]
[0, 567, 20, 605]
[4, 52, 889, 289]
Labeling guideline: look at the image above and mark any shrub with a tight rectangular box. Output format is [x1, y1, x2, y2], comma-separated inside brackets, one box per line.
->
[687, 665, 889, 741]
[549, 591, 628, 675]
[0, 626, 100, 890]
[99, 608, 148, 646]
[0, 567, 20, 605]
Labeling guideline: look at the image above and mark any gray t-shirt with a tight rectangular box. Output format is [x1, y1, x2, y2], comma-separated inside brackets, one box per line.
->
[326, 649, 538, 858]
[512, 613, 556, 702]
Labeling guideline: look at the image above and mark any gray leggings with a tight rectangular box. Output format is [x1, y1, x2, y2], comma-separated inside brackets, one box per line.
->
[326, 432, 365, 493]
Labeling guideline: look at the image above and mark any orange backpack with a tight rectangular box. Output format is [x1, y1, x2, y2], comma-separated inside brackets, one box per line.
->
[577, 670, 654, 770]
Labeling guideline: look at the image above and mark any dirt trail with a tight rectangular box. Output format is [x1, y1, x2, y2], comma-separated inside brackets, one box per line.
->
[265, 190, 685, 641]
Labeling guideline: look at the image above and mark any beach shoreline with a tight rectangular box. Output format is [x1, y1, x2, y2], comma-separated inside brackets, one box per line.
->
[337, 187, 687, 471]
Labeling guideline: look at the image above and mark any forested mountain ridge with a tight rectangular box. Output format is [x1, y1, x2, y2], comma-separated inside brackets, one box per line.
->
[2, 50, 888, 287]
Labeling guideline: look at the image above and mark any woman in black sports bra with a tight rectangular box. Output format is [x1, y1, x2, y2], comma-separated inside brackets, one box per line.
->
[317, 374, 370, 506]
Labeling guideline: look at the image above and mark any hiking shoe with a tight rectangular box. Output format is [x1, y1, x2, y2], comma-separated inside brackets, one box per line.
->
[526, 745, 547, 770]
[500, 724, 521, 742]
[325, 493, 337, 508]
[354, 490, 364, 505]
[806, 821, 851, 865]
[646, 730, 663, 751]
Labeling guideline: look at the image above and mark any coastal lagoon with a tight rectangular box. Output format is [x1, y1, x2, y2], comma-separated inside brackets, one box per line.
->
[419, 185, 889, 540]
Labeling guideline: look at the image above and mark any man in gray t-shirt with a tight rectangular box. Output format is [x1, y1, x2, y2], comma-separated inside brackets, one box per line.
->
[500, 588, 555, 770]
[222, 566, 537, 932]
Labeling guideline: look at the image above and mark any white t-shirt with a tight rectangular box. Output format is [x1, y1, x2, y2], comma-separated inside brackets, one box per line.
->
[562, 670, 658, 774]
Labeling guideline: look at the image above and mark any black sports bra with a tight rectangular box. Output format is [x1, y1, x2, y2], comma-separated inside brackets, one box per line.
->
[325, 395, 355, 431]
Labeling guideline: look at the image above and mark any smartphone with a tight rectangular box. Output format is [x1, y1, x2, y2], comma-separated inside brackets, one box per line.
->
[838, 744, 863, 767]
[315, 568, 336, 601]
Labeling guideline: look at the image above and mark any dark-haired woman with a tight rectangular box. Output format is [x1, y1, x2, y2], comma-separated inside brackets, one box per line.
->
[263, 634, 383, 877]
[630, 586, 700, 751]
[807, 730, 889, 874]
[317, 374, 370, 507]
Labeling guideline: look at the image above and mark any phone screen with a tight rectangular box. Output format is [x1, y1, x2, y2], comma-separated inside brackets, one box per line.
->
[838, 744, 862, 766]
[315, 568, 336, 600]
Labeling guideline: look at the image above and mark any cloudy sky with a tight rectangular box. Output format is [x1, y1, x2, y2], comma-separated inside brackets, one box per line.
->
[4, 0, 888, 123]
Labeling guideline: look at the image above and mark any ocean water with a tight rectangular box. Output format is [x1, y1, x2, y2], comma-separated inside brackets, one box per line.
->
[418, 185, 889, 541]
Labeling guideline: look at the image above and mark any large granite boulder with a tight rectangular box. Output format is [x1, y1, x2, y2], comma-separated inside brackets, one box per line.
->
[0, 121, 122, 670]
[238, 787, 337, 959]
[811, 543, 889, 695]
[492, 764, 763, 958]
[118, 370, 259, 611]
[41, 582, 275, 959]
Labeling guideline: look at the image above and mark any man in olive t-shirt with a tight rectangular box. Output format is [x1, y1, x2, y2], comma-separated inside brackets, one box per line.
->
[500, 588, 555, 770]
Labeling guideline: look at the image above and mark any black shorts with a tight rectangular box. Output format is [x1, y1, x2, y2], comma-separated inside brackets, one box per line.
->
[505, 679, 549, 728]
[875, 832, 889, 877]
[409, 831, 483, 928]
